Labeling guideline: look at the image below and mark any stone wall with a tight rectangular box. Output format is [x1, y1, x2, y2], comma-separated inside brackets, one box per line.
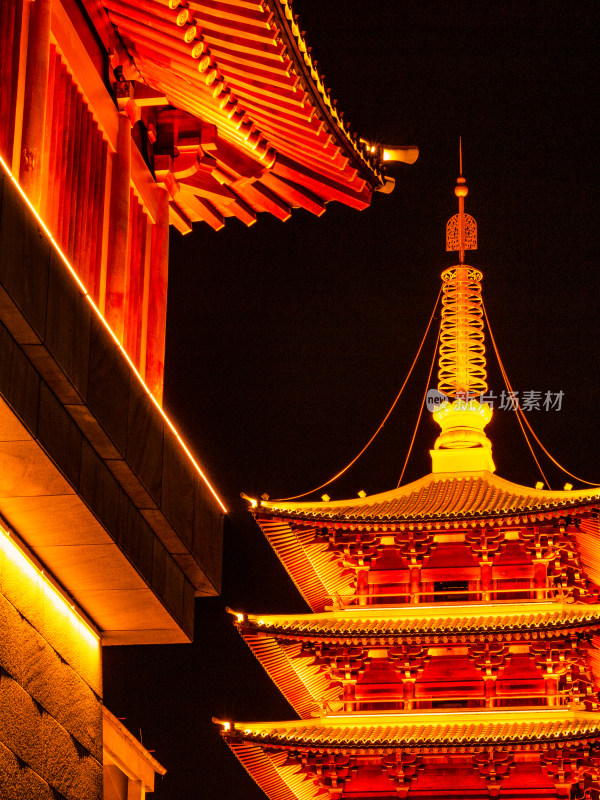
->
[0, 531, 103, 800]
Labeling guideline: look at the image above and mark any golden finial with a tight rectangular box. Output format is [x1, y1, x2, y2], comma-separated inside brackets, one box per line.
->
[446, 138, 477, 263]
[431, 144, 495, 474]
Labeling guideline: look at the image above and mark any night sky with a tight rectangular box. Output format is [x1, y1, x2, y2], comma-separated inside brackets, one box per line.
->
[103, 2, 600, 797]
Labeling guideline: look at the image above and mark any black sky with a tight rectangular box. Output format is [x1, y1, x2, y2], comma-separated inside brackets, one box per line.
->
[103, 2, 600, 797]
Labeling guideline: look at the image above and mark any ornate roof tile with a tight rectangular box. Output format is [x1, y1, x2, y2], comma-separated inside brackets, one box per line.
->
[255, 471, 600, 524]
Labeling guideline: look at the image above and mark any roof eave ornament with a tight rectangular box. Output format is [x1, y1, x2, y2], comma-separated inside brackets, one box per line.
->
[430, 142, 495, 474]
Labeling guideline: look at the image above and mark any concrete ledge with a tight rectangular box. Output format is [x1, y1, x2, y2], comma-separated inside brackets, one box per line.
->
[103, 707, 165, 794]
[0, 164, 223, 641]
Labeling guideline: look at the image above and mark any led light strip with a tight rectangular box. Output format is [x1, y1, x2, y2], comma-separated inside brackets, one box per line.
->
[0, 155, 227, 513]
[0, 523, 100, 645]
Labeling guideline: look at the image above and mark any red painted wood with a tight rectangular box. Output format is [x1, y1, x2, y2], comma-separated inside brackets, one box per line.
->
[19, 0, 52, 207]
[105, 114, 131, 343]
[145, 187, 169, 402]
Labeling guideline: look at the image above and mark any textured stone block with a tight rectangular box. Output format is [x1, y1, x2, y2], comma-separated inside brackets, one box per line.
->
[0, 671, 43, 770]
[20, 640, 102, 761]
[0, 548, 102, 695]
[0, 740, 58, 800]
[0, 673, 102, 800]
[41, 712, 102, 800]
[0, 594, 103, 746]
[0, 596, 21, 678]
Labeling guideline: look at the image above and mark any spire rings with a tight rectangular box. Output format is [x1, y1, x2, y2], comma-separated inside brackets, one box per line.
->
[438, 265, 488, 398]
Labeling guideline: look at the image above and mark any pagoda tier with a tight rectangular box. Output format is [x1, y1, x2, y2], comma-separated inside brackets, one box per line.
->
[221, 710, 600, 800]
[247, 474, 600, 612]
[233, 603, 600, 718]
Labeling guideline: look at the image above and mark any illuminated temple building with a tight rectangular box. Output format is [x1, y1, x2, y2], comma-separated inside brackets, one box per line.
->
[0, 0, 402, 797]
[222, 174, 600, 798]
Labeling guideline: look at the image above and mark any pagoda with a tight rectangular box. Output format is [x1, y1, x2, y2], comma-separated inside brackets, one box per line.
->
[219, 167, 600, 799]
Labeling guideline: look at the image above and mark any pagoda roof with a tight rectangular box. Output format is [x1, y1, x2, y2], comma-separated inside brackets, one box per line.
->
[254, 471, 600, 525]
[221, 707, 600, 751]
[236, 602, 600, 718]
[242, 601, 600, 641]
[91, 0, 394, 228]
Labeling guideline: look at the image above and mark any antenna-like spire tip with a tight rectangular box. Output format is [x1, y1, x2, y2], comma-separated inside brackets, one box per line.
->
[455, 181, 468, 197]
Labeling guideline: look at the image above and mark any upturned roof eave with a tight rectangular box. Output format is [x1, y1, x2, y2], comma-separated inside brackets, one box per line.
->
[252, 470, 600, 525]
[221, 707, 600, 749]
[239, 601, 600, 640]
[265, 0, 384, 188]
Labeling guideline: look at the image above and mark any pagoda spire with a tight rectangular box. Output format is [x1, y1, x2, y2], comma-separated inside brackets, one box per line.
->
[430, 145, 495, 473]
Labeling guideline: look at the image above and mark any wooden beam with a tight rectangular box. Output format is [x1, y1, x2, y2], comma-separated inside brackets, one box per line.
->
[180, 193, 225, 231]
[272, 153, 372, 211]
[260, 173, 325, 217]
[240, 180, 290, 221]
[178, 169, 239, 203]
[168, 201, 192, 234]
[223, 191, 256, 226]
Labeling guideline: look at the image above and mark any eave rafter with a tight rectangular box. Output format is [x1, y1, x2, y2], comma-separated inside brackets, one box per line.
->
[94, 0, 401, 230]
[238, 603, 600, 644]
[220, 709, 600, 751]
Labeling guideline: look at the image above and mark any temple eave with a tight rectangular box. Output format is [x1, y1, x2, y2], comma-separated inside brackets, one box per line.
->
[240, 602, 600, 640]
[221, 708, 600, 749]
[253, 470, 600, 524]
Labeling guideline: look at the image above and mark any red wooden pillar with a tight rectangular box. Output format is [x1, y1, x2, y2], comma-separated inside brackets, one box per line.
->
[357, 569, 368, 607]
[19, 0, 52, 208]
[343, 683, 355, 713]
[480, 562, 492, 602]
[403, 679, 415, 711]
[145, 187, 169, 403]
[105, 114, 131, 343]
[534, 561, 547, 600]
[544, 674, 559, 707]
[484, 677, 496, 709]
[410, 566, 421, 604]
[0, 0, 22, 163]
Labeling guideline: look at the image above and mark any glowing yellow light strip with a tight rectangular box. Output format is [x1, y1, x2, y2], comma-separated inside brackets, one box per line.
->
[323, 707, 576, 722]
[0, 524, 100, 647]
[0, 155, 227, 514]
